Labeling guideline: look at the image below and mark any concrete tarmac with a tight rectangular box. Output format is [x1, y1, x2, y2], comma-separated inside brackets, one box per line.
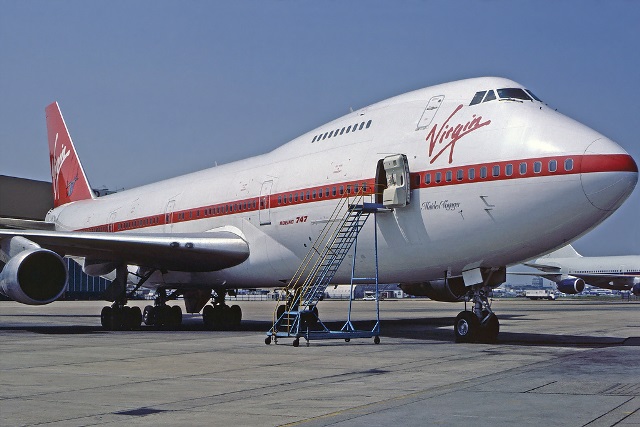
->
[1, 298, 639, 426]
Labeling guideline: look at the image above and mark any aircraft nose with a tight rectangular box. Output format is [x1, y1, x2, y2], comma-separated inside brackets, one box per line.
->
[580, 138, 638, 211]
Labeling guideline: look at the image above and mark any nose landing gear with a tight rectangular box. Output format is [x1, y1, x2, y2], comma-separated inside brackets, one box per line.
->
[454, 285, 499, 344]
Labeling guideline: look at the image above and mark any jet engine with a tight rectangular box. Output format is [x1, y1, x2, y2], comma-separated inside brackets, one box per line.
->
[399, 277, 467, 302]
[0, 248, 68, 305]
[632, 283, 640, 296]
[556, 277, 585, 294]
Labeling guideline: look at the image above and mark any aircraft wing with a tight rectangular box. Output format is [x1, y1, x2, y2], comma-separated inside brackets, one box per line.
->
[0, 218, 56, 231]
[0, 228, 249, 272]
[522, 261, 562, 272]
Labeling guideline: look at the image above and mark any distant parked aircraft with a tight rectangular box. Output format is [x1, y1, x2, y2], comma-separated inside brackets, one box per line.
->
[520, 244, 640, 295]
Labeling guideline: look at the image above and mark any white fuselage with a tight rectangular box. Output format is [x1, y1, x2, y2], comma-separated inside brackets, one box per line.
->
[45, 77, 638, 290]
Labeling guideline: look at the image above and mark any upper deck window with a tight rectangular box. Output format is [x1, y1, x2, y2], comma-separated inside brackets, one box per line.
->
[497, 88, 532, 101]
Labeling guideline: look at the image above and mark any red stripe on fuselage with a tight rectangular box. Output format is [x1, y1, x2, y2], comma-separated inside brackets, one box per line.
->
[78, 153, 636, 233]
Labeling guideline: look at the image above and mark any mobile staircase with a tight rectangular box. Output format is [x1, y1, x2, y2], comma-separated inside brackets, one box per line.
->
[265, 194, 387, 347]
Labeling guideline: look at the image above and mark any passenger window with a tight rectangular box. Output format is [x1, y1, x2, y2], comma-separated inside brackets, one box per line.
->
[346, 185, 351, 194]
[468, 168, 475, 180]
[549, 160, 557, 172]
[506, 164, 513, 176]
[564, 158, 574, 171]
[362, 182, 368, 192]
[306, 191, 310, 199]
[470, 91, 486, 106]
[312, 190, 316, 199]
[480, 166, 487, 179]
[534, 161, 542, 173]
[294, 194, 298, 202]
[483, 90, 496, 103]
[289, 194, 293, 203]
[339, 186, 344, 195]
[332, 187, 336, 196]
[519, 162, 527, 175]
[325, 188, 330, 197]
[445, 171, 452, 182]
[425, 173, 431, 184]
[457, 169, 464, 181]
[492, 165, 500, 177]
[435, 172, 442, 183]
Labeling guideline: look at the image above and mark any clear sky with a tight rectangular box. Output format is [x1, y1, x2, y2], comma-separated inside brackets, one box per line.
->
[1, 1, 639, 256]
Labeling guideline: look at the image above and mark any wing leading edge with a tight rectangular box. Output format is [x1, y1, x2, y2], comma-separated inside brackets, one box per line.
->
[0, 229, 249, 272]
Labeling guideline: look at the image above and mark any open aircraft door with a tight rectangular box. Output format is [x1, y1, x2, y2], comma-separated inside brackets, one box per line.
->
[380, 154, 411, 208]
[259, 180, 273, 225]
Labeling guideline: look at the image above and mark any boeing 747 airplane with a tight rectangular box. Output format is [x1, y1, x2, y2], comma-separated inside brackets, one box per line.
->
[522, 244, 640, 295]
[0, 77, 637, 343]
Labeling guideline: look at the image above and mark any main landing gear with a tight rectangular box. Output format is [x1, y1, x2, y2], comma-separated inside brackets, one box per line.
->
[143, 288, 183, 328]
[454, 285, 499, 344]
[100, 265, 148, 331]
[202, 290, 242, 330]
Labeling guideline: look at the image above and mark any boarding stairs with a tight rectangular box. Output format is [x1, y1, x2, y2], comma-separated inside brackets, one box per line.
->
[266, 194, 387, 346]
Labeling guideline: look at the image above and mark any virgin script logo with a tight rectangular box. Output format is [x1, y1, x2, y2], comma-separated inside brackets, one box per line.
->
[427, 104, 491, 164]
[51, 133, 71, 200]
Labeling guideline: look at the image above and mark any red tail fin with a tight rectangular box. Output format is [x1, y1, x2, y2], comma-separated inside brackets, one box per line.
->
[46, 102, 94, 207]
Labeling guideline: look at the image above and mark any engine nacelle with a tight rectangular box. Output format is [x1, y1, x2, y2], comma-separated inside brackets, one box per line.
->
[399, 277, 467, 302]
[556, 277, 585, 294]
[632, 283, 640, 296]
[0, 248, 68, 305]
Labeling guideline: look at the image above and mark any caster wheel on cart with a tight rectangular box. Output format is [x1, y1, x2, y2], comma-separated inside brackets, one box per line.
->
[265, 336, 272, 345]
[374, 336, 380, 344]
[345, 338, 350, 342]
[293, 338, 300, 347]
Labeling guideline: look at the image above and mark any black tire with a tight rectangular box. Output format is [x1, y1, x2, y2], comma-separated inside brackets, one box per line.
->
[171, 305, 182, 327]
[479, 313, 499, 344]
[454, 311, 479, 343]
[109, 307, 123, 331]
[293, 338, 300, 347]
[374, 336, 380, 344]
[229, 305, 242, 327]
[143, 305, 155, 326]
[101, 306, 112, 330]
[265, 336, 272, 345]
[129, 306, 142, 330]
[202, 305, 215, 330]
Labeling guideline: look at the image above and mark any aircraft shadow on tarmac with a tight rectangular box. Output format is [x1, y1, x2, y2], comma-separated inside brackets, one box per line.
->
[2, 314, 639, 347]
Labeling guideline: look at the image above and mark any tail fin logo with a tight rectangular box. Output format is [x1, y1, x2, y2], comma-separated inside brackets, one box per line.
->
[51, 133, 72, 201]
[46, 102, 94, 207]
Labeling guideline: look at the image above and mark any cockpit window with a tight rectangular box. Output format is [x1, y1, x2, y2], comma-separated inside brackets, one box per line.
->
[483, 90, 496, 103]
[470, 91, 486, 106]
[497, 88, 532, 101]
[525, 89, 542, 102]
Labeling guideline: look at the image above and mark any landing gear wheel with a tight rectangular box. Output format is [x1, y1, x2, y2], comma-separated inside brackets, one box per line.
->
[229, 305, 242, 328]
[345, 338, 351, 342]
[101, 306, 112, 330]
[374, 336, 380, 344]
[143, 305, 155, 326]
[479, 313, 499, 344]
[454, 311, 479, 343]
[293, 338, 300, 347]
[171, 305, 183, 327]
[265, 336, 272, 345]
[129, 306, 142, 330]
[203, 305, 215, 330]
